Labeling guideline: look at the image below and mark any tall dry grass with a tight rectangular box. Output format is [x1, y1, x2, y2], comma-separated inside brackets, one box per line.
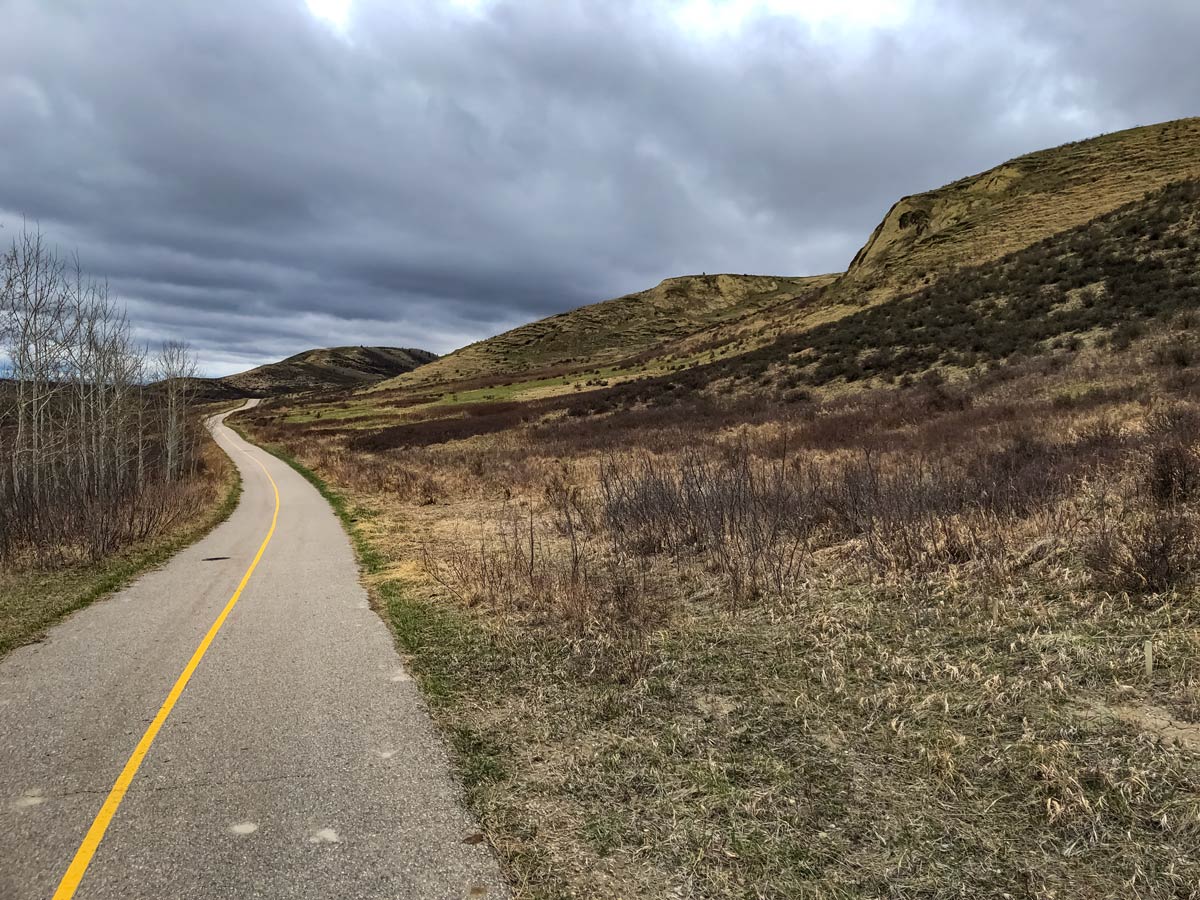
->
[250, 344, 1200, 663]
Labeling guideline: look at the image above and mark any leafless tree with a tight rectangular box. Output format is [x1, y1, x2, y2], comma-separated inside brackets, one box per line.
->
[0, 225, 204, 565]
[155, 340, 198, 481]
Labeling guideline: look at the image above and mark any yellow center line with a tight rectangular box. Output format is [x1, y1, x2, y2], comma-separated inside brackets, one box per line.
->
[52, 423, 280, 900]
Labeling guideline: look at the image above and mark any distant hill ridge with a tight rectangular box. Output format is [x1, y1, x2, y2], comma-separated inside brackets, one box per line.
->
[382, 272, 838, 391]
[192, 346, 437, 400]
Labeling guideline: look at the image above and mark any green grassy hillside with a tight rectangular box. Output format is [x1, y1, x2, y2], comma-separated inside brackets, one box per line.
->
[258, 177, 1200, 446]
[580, 177, 1200, 406]
[366, 117, 1200, 413]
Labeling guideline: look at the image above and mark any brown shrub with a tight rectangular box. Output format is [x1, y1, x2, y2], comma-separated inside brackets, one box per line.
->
[420, 502, 662, 675]
[1085, 403, 1200, 594]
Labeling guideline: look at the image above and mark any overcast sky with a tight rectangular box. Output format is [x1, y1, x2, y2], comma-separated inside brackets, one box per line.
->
[1, 1, 1197, 376]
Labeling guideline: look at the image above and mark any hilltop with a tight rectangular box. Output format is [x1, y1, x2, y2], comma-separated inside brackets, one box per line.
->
[842, 117, 1200, 301]
[191, 346, 437, 400]
[264, 118, 1200, 435]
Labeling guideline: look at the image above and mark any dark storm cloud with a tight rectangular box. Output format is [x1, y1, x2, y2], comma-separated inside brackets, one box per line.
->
[0, 0, 1196, 375]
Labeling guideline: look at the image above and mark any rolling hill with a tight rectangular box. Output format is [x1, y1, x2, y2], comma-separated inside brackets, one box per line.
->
[590, 176, 1200, 407]
[841, 117, 1200, 301]
[368, 116, 1200, 410]
[389, 273, 838, 392]
[191, 346, 437, 400]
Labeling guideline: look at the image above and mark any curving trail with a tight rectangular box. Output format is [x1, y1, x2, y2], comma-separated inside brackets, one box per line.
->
[0, 401, 507, 900]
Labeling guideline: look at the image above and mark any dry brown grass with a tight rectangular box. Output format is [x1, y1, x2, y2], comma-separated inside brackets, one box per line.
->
[244, 337, 1200, 899]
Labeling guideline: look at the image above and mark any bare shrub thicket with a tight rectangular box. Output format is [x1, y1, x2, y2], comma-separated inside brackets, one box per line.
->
[592, 420, 1116, 595]
[1086, 406, 1200, 593]
[0, 227, 204, 565]
[599, 448, 817, 603]
[256, 332, 1200, 644]
[419, 396, 1200, 629]
[422, 496, 659, 640]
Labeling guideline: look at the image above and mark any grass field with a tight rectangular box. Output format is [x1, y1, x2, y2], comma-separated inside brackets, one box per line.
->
[243, 337, 1200, 898]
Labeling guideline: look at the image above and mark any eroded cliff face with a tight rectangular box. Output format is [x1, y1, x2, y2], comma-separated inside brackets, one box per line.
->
[851, 164, 1023, 268]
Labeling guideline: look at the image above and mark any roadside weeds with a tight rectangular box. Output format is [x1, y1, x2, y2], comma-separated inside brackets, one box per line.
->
[0, 436, 241, 658]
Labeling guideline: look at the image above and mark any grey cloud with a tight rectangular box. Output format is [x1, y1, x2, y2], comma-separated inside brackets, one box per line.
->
[0, 0, 1196, 375]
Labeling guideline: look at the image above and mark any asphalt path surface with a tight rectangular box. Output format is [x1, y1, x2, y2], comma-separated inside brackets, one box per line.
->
[0, 402, 507, 899]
